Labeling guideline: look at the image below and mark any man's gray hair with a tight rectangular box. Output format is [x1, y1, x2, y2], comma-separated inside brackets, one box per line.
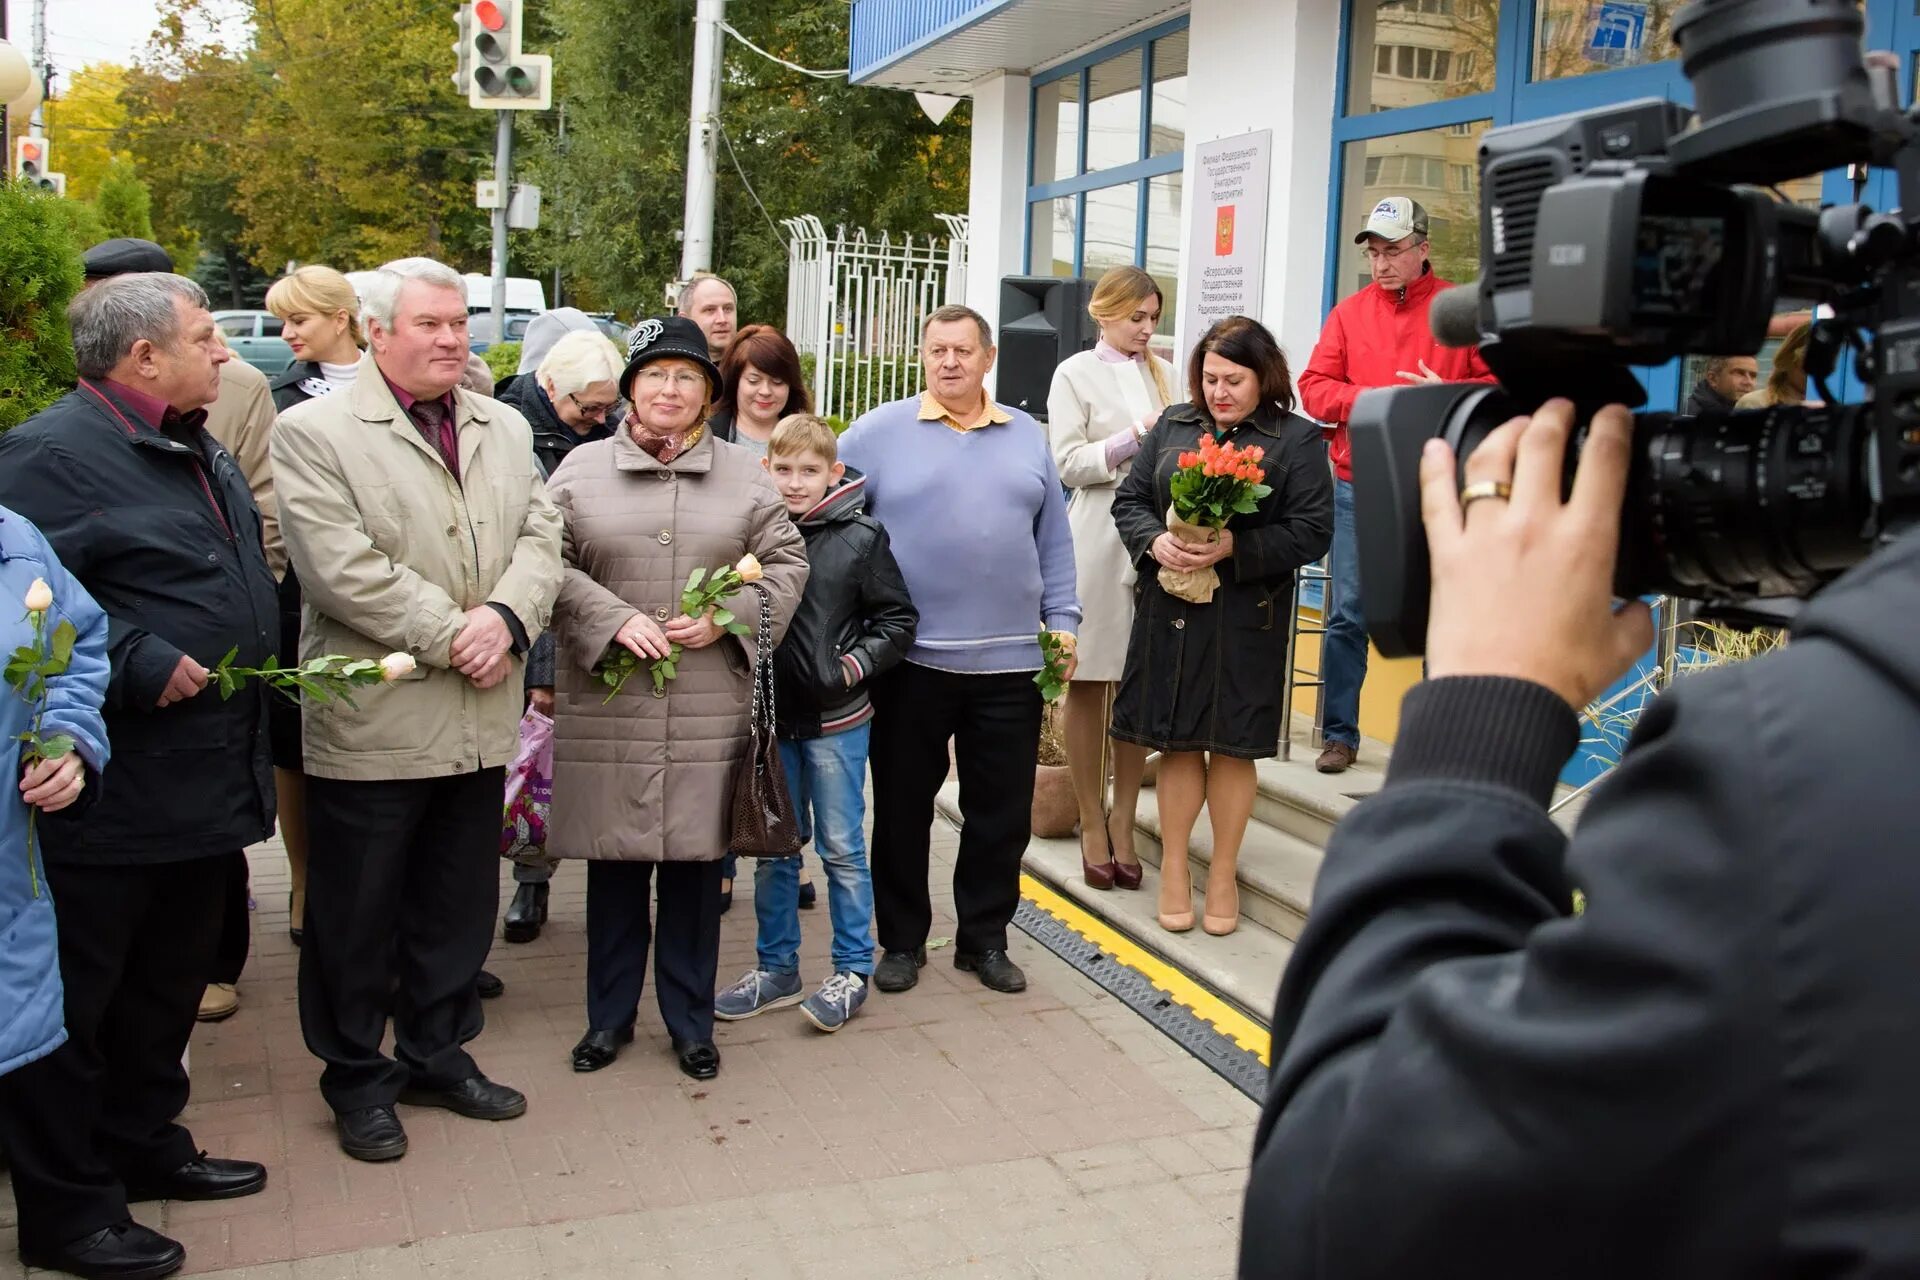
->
[922, 304, 993, 349]
[68, 272, 209, 380]
[360, 257, 466, 332]
[676, 271, 734, 314]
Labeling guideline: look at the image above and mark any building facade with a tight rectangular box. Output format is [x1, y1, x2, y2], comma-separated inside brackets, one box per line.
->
[850, 0, 1905, 405]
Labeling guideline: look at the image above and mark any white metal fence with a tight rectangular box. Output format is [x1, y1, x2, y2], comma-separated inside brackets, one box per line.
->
[783, 213, 970, 426]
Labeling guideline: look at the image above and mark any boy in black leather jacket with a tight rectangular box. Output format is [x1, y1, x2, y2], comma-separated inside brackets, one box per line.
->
[713, 414, 917, 1031]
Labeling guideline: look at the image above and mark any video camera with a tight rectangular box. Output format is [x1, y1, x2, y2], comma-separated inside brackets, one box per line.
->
[1351, 0, 1920, 656]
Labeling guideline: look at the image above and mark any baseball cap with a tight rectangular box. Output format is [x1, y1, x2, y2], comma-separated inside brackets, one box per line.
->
[1353, 197, 1430, 245]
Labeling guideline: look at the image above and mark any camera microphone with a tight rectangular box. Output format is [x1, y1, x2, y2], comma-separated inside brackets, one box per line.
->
[1428, 282, 1484, 348]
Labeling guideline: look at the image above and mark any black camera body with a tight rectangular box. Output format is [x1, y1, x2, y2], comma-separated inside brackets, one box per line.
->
[1351, 0, 1920, 657]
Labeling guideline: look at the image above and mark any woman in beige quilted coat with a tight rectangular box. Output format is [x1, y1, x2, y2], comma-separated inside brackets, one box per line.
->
[546, 315, 807, 1082]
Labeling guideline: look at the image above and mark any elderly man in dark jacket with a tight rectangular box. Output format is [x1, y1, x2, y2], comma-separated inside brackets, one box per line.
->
[1241, 399, 1920, 1278]
[0, 272, 277, 1280]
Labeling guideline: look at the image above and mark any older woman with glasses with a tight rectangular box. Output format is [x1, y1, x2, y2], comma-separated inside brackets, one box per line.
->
[496, 329, 626, 479]
[546, 315, 806, 1081]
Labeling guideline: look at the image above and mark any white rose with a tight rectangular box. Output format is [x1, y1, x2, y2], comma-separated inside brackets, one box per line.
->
[735, 553, 764, 583]
[23, 578, 52, 613]
[379, 652, 417, 682]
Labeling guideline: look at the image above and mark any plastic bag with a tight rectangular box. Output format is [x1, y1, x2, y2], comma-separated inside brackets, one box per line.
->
[501, 708, 554, 860]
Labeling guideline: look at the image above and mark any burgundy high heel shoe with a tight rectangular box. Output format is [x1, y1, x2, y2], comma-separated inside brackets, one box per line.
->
[1082, 824, 1116, 890]
[1107, 812, 1142, 891]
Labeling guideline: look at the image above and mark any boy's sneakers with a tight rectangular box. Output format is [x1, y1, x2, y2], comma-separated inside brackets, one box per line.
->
[713, 969, 805, 1021]
[799, 971, 868, 1032]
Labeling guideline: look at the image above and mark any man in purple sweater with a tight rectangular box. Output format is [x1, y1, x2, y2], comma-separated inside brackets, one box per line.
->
[839, 305, 1081, 996]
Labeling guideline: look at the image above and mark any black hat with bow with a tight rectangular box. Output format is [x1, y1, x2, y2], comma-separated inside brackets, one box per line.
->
[621, 315, 722, 399]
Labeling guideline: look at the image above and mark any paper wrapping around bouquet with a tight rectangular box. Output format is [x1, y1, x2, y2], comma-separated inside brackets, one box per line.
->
[1157, 507, 1222, 605]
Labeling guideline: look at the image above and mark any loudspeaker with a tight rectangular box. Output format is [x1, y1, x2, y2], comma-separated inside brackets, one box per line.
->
[997, 275, 1098, 422]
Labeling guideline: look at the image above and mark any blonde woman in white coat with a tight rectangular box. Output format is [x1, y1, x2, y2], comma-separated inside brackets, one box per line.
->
[1047, 266, 1171, 890]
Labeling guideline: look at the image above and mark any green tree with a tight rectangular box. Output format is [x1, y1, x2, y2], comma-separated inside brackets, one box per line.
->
[121, 5, 271, 291]
[94, 158, 156, 240]
[521, 0, 968, 320]
[46, 63, 131, 201]
[48, 198, 108, 257]
[0, 183, 85, 432]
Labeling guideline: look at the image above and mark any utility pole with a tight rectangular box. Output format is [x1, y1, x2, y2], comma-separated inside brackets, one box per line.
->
[678, 0, 725, 282]
[490, 109, 511, 343]
[30, 0, 45, 133]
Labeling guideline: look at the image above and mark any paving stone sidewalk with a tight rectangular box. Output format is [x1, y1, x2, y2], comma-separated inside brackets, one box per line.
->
[1, 819, 1259, 1279]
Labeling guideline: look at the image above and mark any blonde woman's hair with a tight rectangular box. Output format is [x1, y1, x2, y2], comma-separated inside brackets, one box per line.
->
[265, 265, 365, 348]
[1767, 322, 1812, 406]
[536, 330, 625, 400]
[768, 413, 839, 464]
[1087, 265, 1171, 406]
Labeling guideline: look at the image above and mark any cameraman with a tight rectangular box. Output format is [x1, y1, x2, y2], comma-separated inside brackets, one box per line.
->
[1240, 399, 1920, 1277]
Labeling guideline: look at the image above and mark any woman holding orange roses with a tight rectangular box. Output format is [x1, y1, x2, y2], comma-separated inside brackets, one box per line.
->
[544, 316, 807, 1081]
[1110, 317, 1333, 935]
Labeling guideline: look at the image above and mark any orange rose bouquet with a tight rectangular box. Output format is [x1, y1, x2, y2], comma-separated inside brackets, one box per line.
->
[1160, 435, 1272, 604]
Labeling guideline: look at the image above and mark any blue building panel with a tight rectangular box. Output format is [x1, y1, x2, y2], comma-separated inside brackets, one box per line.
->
[848, 0, 1020, 84]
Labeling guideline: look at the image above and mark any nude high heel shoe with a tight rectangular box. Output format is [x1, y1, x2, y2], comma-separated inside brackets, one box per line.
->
[1158, 856, 1195, 932]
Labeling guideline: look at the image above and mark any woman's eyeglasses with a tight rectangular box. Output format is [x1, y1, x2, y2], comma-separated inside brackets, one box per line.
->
[567, 392, 619, 418]
[633, 369, 707, 392]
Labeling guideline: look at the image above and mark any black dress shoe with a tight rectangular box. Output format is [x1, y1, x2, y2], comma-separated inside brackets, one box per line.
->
[671, 1037, 721, 1080]
[399, 1074, 527, 1121]
[571, 1026, 634, 1073]
[125, 1153, 267, 1203]
[872, 946, 928, 993]
[336, 1105, 408, 1162]
[475, 969, 505, 999]
[20, 1220, 185, 1280]
[954, 949, 1028, 993]
[502, 881, 549, 943]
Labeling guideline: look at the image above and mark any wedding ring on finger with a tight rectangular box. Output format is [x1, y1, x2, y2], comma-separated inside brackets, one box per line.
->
[1459, 480, 1513, 514]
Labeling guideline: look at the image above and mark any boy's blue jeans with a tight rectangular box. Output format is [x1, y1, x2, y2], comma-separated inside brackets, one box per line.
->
[753, 723, 876, 977]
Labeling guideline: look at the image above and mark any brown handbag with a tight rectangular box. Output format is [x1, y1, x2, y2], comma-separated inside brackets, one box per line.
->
[728, 583, 804, 858]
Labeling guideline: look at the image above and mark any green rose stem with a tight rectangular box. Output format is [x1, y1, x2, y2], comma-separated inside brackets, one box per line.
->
[598, 557, 761, 703]
[210, 649, 413, 709]
[4, 585, 79, 898]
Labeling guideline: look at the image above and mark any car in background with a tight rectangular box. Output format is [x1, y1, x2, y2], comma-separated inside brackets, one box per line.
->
[467, 310, 538, 355]
[214, 310, 295, 376]
[469, 310, 629, 355]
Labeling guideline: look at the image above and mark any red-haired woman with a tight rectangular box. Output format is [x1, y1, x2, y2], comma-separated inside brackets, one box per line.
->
[1110, 317, 1333, 936]
[710, 324, 813, 460]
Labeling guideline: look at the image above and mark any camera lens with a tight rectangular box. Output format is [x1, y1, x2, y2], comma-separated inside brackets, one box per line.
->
[1629, 404, 1873, 599]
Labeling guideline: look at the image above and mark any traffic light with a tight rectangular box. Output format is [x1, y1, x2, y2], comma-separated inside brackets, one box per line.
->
[452, 5, 474, 95]
[461, 0, 550, 111]
[13, 136, 56, 191]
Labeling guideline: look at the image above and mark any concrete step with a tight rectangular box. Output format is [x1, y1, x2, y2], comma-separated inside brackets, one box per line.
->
[1019, 821, 1293, 1026]
[1251, 716, 1391, 846]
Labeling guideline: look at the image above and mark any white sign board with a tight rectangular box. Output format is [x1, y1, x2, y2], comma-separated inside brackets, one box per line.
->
[1181, 130, 1273, 364]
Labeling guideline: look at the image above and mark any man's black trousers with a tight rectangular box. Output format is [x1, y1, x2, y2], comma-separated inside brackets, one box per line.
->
[0, 854, 227, 1250]
[868, 663, 1041, 957]
[298, 768, 502, 1113]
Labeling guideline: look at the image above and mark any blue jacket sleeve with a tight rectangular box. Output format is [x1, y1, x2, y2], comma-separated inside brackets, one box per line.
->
[27, 528, 111, 776]
[1032, 432, 1081, 635]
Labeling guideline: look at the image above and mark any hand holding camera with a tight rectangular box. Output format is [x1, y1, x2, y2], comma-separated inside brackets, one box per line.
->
[1421, 400, 1654, 711]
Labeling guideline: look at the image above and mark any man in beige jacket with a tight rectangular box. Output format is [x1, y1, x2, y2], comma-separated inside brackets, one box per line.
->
[271, 257, 562, 1163]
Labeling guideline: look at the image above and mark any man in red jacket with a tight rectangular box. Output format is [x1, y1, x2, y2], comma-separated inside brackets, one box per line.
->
[1298, 197, 1492, 772]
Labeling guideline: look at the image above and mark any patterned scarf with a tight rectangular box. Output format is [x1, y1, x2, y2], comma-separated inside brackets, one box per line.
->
[625, 411, 706, 464]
